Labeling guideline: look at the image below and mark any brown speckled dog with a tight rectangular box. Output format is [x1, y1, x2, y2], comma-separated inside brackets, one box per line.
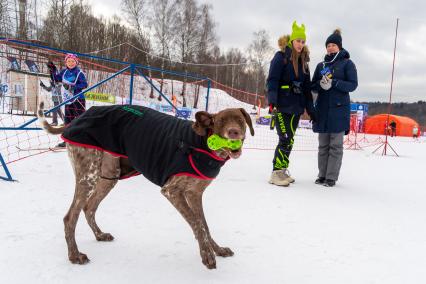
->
[37, 103, 254, 269]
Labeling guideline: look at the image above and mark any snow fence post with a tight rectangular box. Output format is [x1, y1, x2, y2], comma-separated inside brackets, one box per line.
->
[129, 64, 135, 105]
[206, 79, 211, 112]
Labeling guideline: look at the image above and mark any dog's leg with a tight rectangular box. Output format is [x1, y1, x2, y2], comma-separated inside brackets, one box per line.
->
[161, 176, 216, 269]
[64, 145, 102, 264]
[186, 189, 234, 257]
[83, 153, 120, 241]
[64, 183, 92, 264]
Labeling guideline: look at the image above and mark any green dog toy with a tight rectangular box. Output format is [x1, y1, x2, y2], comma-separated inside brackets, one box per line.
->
[207, 134, 242, 151]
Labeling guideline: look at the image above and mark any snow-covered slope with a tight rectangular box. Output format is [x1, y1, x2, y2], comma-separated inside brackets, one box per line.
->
[1, 136, 425, 284]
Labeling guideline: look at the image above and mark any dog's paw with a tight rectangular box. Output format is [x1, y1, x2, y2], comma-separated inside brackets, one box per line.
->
[69, 252, 90, 264]
[214, 246, 234, 257]
[96, 233, 114, 242]
[200, 246, 216, 269]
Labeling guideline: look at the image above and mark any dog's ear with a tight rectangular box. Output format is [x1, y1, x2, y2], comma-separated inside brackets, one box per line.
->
[193, 111, 214, 136]
[239, 108, 254, 136]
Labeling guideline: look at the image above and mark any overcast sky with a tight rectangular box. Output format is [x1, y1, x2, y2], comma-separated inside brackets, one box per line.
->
[87, 0, 426, 102]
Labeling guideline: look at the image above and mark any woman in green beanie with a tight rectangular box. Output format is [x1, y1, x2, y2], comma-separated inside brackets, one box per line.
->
[266, 21, 315, 187]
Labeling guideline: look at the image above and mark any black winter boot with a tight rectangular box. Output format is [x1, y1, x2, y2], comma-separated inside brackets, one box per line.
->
[56, 142, 66, 148]
[323, 179, 336, 187]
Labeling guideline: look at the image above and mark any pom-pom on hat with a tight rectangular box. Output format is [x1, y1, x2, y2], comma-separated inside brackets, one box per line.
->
[325, 29, 342, 49]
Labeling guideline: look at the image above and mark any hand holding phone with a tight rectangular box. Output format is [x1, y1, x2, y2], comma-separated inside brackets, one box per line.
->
[320, 66, 332, 79]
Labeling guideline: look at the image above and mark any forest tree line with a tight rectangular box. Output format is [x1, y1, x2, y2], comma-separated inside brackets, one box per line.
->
[5, 1, 421, 111]
[358, 101, 426, 126]
[0, 0, 274, 105]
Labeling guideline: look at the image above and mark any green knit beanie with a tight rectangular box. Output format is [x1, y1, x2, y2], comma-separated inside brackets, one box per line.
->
[288, 21, 306, 47]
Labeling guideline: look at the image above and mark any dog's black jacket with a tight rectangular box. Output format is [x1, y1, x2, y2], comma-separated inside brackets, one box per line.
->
[62, 105, 227, 186]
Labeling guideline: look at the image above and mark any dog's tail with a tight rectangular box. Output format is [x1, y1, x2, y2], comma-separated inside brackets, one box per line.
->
[37, 102, 66, 135]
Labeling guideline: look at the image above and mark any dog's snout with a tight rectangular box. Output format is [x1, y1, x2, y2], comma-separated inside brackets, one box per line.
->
[227, 128, 241, 139]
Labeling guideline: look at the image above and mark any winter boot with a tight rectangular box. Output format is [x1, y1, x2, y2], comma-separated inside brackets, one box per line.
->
[269, 170, 290, 186]
[315, 177, 326, 184]
[56, 142, 66, 148]
[282, 168, 295, 183]
[323, 179, 336, 187]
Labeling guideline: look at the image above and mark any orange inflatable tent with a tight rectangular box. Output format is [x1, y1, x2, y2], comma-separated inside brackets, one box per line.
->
[364, 114, 419, 137]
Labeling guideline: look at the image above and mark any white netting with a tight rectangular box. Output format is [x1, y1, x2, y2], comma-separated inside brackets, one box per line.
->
[1, 40, 399, 181]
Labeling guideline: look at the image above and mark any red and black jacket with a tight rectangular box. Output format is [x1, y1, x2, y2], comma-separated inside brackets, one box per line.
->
[62, 105, 227, 187]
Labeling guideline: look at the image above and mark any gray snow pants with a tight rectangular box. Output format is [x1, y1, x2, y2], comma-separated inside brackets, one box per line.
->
[318, 132, 344, 181]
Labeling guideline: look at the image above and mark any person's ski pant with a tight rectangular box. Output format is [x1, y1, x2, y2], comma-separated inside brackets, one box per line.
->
[64, 98, 86, 125]
[272, 112, 300, 170]
[318, 132, 344, 181]
[52, 100, 64, 124]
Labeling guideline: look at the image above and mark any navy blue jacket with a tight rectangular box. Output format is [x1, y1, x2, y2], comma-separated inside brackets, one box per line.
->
[266, 47, 314, 115]
[311, 49, 358, 133]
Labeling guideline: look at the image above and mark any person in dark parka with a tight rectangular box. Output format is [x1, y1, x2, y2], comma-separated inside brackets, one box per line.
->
[266, 20, 315, 187]
[311, 29, 358, 187]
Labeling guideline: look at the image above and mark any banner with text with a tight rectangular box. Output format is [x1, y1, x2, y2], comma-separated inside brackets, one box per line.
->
[85, 92, 116, 104]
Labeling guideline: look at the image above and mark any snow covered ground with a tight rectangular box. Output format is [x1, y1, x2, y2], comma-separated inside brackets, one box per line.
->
[1, 136, 425, 284]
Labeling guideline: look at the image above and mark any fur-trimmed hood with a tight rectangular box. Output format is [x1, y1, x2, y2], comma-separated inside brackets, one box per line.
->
[277, 34, 310, 63]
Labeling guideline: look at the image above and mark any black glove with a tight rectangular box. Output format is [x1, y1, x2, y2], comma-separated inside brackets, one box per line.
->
[47, 61, 57, 73]
[39, 81, 46, 88]
[291, 81, 303, 94]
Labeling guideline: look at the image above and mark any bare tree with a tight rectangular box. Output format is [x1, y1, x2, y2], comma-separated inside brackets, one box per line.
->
[67, 2, 94, 51]
[34, 0, 275, 108]
[149, 0, 177, 100]
[40, 1, 140, 67]
[40, 0, 74, 49]
[172, 0, 202, 107]
[196, 3, 216, 62]
[122, 0, 153, 97]
[191, 3, 216, 108]
[0, 0, 13, 37]
[226, 48, 245, 92]
[247, 29, 273, 108]
[17, 0, 28, 39]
